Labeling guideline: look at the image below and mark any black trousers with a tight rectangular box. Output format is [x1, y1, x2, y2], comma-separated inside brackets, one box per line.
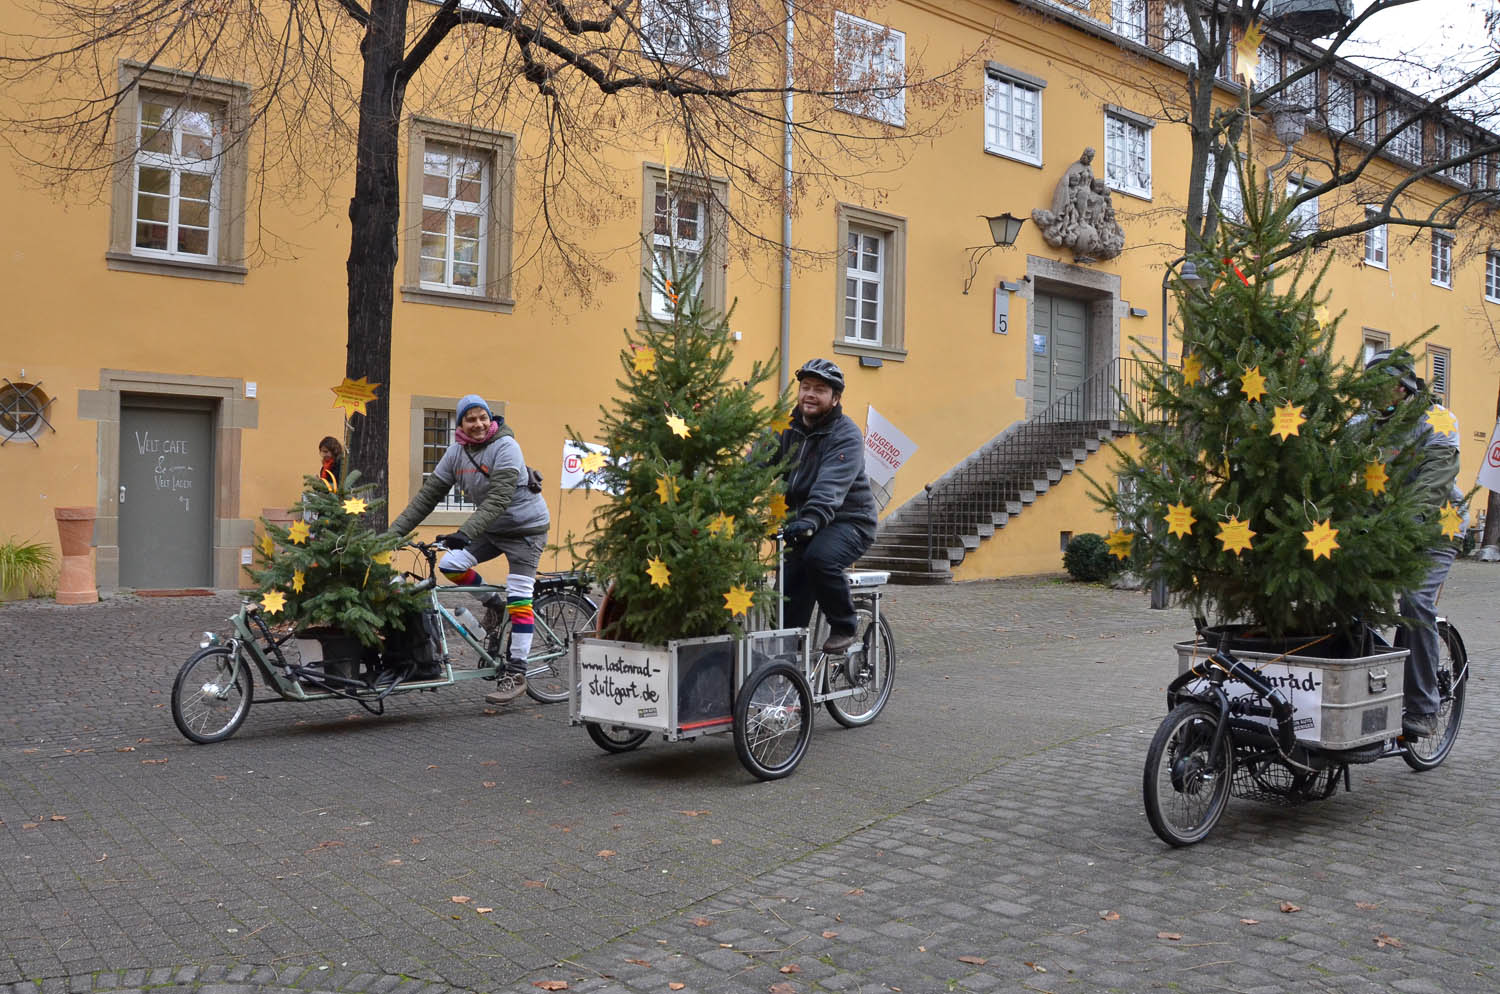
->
[784, 521, 874, 635]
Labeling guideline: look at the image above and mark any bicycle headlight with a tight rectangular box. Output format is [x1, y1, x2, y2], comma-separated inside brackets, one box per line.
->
[200, 632, 220, 648]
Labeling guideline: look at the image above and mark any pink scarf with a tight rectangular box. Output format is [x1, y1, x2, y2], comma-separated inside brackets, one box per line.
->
[456, 420, 499, 447]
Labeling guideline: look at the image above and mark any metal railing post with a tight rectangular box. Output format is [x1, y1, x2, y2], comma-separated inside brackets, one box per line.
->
[925, 483, 934, 565]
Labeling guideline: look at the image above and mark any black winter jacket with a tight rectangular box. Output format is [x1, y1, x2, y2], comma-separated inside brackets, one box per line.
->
[775, 404, 878, 537]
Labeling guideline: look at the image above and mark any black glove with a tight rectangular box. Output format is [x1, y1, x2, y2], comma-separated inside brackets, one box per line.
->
[781, 518, 817, 548]
[435, 531, 469, 550]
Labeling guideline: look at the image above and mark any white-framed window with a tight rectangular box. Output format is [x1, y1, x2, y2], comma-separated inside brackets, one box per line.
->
[422, 409, 477, 512]
[843, 225, 886, 344]
[1204, 152, 1244, 223]
[1255, 42, 1279, 91]
[132, 95, 221, 261]
[1388, 106, 1422, 162]
[1359, 94, 1377, 144]
[640, 0, 730, 75]
[1431, 230, 1453, 288]
[1446, 131, 1470, 183]
[1426, 345, 1451, 406]
[833, 11, 905, 126]
[650, 184, 708, 319]
[1284, 54, 1314, 109]
[1287, 175, 1318, 238]
[1486, 251, 1500, 303]
[1327, 76, 1354, 135]
[1162, 2, 1196, 64]
[1104, 109, 1151, 199]
[1111, 0, 1146, 44]
[419, 143, 489, 295]
[1363, 207, 1387, 268]
[984, 70, 1042, 165]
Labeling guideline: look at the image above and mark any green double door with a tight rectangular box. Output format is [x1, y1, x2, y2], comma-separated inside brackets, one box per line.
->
[1030, 293, 1088, 412]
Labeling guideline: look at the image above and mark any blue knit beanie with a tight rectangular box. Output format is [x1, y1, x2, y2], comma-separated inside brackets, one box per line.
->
[456, 394, 490, 422]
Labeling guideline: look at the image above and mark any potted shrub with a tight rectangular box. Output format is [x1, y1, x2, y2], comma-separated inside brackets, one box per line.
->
[0, 537, 57, 601]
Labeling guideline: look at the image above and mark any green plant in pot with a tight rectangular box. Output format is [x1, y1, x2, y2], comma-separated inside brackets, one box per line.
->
[0, 537, 57, 600]
[1093, 161, 1445, 653]
[246, 471, 427, 655]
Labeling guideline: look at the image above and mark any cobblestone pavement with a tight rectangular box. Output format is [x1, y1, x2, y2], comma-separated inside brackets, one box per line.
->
[1, 563, 1495, 994]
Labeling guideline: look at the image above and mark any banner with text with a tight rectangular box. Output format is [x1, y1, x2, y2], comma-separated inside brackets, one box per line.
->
[560, 441, 621, 493]
[1478, 419, 1500, 493]
[864, 406, 917, 510]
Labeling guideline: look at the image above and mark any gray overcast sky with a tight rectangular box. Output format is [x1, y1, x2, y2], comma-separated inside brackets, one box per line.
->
[1341, 0, 1499, 113]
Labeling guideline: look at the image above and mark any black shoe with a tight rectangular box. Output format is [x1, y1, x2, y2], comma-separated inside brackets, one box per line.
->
[822, 630, 857, 654]
[1402, 712, 1439, 739]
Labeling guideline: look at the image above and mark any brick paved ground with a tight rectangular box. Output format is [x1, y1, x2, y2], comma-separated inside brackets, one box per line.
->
[0, 563, 1495, 993]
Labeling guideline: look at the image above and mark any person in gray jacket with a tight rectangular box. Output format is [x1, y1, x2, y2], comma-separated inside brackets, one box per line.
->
[776, 359, 878, 653]
[391, 394, 550, 704]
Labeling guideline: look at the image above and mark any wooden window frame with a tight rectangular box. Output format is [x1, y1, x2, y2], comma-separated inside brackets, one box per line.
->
[832, 203, 907, 362]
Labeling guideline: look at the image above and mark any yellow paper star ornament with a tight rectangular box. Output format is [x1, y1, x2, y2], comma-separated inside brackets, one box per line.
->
[655, 475, 680, 504]
[1303, 518, 1340, 560]
[291, 569, 306, 593]
[1270, 403, 1306, 440]
[1105, 528, 1134, 560]
[708, 512, 735, 538]
[287, 519, 312, 545]
[1164, 502, 1197, 538]
[371, 549, 394, 566]
[769, 410, 792, 433]
[1217, 517, 1256, 555]
[260, 590, 287, 615]
[1240, 366, 1268, 403]
[666, 413, 691, 438]
[1236, 22, 1264, 82]
[767, 493, 788, 522]
[1439, 502, 1463, 539]
[646, 556, 671, 588]
[1363, 460, 1388, 495]
[342, 496, 368, 515]
[331, 376, 380, 417]
[1180, 352, 1203, 384]
[580, 450, 607, 473]
[632, 347, 658, 375]
[723, 584, 754, 616]
[259, 533, 274, 558]
[1425, 405, 1458, 436]
[1313, 304, 1331, 329]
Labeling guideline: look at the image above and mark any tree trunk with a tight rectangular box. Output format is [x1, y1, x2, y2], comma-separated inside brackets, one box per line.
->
[345, 0, 411, 530]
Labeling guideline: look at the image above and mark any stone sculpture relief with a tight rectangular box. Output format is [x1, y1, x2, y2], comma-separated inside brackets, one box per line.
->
[1031, 147, 1127, 263]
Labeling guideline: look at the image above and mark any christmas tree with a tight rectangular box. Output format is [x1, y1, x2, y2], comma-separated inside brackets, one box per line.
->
[570, 261, 790, 646]
[1096, 159, 1446, 640]
[248, 471, 427, 647]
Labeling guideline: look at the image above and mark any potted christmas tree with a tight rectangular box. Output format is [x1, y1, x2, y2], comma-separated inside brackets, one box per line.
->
[247, 470, 427, 677]
[1096, 160, 1455, 659]
[566, 262, 790, 736]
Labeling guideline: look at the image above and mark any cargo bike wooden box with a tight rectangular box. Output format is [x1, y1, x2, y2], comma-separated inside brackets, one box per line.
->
[568, 570, 896, 780]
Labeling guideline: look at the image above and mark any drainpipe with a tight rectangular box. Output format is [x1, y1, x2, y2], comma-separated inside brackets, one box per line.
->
[779, 2, 794, 393]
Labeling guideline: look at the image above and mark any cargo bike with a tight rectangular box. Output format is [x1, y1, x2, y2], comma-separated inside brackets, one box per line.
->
[1143, 615, 1469, 846]
[569, 566, 896, 780]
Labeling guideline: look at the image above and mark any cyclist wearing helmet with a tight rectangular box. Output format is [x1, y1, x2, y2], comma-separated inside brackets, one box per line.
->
[775, 359, 878, 653]
[1365, 348, 1465, 739]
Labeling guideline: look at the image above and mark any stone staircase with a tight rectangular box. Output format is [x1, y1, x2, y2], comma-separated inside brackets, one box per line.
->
[858, 358, 1152, 584]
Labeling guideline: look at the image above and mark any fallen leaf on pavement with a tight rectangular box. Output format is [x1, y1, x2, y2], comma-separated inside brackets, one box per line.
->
[846, 888, 864, 896]
[451, 896, 471, 904]
[531, 982, 568, 991]
[668, 984, 685, 991]
[769, 984, 797, 994]
[116, 746, 135, 752]
[779, 964, 801, 974]
[1239, 918, 1259, 925]
[711, 839, 722, 845]
[691, 916, 712, 927]
[22, 823, 38, 830]
[524, 880, 546, 888]
[1375, 934, 1404, 949]
[49, 815, 66, 822]
[597, 850, 616, 859]
[1355, 901, 1380, 910]
[476, 907, 493, 914]
[1024, 962, 1047, 973]
[482, 781, 496, 788]
[386, 859, 402, 866]
[957, 955, 987, 965]
[141, 758, 167, 765]
[1099, 910, 1120, 921]
[1157, 932, 1182, 941]
[624, 959, 650, 967]
[678, 809, 710, 817]
[822, 931, 838, 939]
[426, 764, 438, 769]
[1280, 902, 1302, 914]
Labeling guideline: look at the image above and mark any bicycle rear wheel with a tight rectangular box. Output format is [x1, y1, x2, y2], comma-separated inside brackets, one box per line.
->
[1143, 702, 1233, 846]
[586, 721, 650, 753]
[487, 590, 597, 704]
[734, 661, 812, 780]
[1402, 621, 1468, 771]
[826, 612, 895, 728]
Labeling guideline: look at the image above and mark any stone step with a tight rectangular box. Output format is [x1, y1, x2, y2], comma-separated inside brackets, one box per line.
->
[858, 554, 957, 574]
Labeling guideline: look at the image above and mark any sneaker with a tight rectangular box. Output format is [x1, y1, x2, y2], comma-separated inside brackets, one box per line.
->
[484, 670, 527, 705]
[822, 630, 857, 654]
[1402, 712, 1439, 739]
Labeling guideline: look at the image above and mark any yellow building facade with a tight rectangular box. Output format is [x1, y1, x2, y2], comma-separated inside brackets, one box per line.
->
[2, 0, 1497, 592]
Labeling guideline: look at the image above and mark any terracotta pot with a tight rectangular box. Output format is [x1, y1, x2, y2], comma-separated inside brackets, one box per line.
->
[54, 506, 98, 605]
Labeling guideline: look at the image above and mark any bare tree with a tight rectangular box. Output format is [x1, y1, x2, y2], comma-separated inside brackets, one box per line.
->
[0, 0, 977, 522]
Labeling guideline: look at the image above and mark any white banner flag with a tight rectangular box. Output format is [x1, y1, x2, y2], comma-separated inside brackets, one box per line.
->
[1478, 419, 1500, 492]
[561, 440, 613, 492]
[864, 406, 917, 489]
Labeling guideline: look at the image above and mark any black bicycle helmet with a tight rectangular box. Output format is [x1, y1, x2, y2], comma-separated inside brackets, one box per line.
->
[795, 357, 845, 392]
[1365, 347, 1424, 395]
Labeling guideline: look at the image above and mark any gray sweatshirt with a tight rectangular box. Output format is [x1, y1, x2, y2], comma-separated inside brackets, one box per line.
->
[392, 420, 550, 540]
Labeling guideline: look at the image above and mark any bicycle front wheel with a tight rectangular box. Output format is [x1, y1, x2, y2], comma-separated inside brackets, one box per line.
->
[1143, 702, 1233, 847]
[826, 613, 895, 728]
[585, 722, 650, 753]
[734, 661, 812, 781]
[1402, 621, 1468, 772]
[172, 646, 254, 744]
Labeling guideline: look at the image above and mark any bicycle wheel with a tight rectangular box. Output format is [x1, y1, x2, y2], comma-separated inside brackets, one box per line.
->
[1402, 621, 1468, 771]
[585, 721, 651, 753]
[1143, 702, 1233, 847]
[826, 614, 896, 728]
[487, 591, 597, 704]
[172, 646, 254, 744]
[734, 661, 813, 781]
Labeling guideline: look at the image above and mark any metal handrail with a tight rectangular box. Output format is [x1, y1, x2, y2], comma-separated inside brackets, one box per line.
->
[921, 357, 1158, 564]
